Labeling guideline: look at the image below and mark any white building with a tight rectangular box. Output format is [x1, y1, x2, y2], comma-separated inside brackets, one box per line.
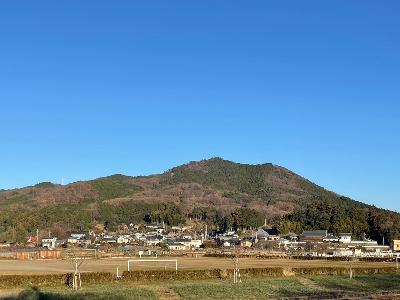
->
[145, 237, 162, 247]
[189, 239, 202, 248]
[175, 239, 191, 249]
[333, 248, 362, 257]
[223, 241, 231, 247]
[169, 243, 186, 251]
[117, 235, 131, 244]
[41, 237, 57, 249]
[339, 233, 352, 243]
[323, 234, 339, 243]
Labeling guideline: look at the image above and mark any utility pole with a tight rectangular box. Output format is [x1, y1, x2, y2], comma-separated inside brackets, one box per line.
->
[70, 258, 83, 290]
[349, 249, 356, 279]
[233, 247, 241, 284]
[36, 229, 39, 247]
[349, 259, 353, 279]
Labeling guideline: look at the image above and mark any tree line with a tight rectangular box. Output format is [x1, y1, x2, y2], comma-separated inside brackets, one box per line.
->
[276, 201, 400, 245]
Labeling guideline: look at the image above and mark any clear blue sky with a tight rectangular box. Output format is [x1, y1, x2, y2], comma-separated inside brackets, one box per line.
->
[0, 1, 399, 211]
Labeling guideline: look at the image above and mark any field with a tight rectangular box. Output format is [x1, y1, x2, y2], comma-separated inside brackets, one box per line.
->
[0, 257, 399, 299]
[2, 274, 400, 299]
[0, 257, 394, 275]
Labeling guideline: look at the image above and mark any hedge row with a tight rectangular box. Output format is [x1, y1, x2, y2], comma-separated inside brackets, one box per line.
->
[122, 266, 398, 281]
[204, 253, 286, 259]
[0, 274, 66, 288]
[122, 269, 225, 281]
[0, 272, 115, 288]
[291, 266, 398, 276]
[291, 256, 398, 262]
[0, 267, 397, 288]
[206, 254, 398, 263]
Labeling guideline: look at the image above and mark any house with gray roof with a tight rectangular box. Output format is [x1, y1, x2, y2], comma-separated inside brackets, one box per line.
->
[299, 230, 328, 242]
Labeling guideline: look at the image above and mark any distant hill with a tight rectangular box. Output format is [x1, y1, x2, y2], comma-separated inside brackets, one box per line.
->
[0, 158, 398, 243]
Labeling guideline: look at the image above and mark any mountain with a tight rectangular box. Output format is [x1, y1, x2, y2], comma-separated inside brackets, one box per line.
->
[0, 158, 353, 214]
[0, 158, 399, 243]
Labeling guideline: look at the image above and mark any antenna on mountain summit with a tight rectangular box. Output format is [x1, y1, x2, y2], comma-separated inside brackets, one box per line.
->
[61, 177, 64, 185]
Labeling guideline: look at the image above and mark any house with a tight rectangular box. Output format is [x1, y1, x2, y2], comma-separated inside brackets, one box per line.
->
[333, 248, 361, 257]
[181, 226, 192, 232]
[168, 243, 186, 251]
[277, 238, 291, 250]
[299, 230, 328, 242]
[67, 236, 78, 244]
[41, 237, 57, 249]
[145, 236, 162, 247]
[223, 241, 231, 247]
[175, 239, 192, 249]
[255, 228, 270, 241]
[189, 239, 202, 249]
[102, 236, 117, 244]
[145, 224, 159, 230]
[117, 235, 131, 244]
[323, 233, 339, 243]
[362, 245, 390, 253]
[118, 224, 129, 232]
[56, 239, 66, 247]
[350, 239, 378, 246]
[131, 224, 140, 230]
[282, 233, 298, 242]
[69, 231, 89, 239]
[68, 236, 91, 245]
[171, 226, 180, 231]
[27, 236, 38, 245]
[155, 228, 165, 234]
[67, 231, 92, 246]
[241, 240, 252, 248]
[392, 240, 400, 252]
[133, 232, 143, 240]
[264, 228, 280, 240]
[339, 233, 352, 243]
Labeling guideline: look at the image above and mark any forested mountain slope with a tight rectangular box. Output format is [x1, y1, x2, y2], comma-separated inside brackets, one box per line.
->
[0, 158, 398, 243]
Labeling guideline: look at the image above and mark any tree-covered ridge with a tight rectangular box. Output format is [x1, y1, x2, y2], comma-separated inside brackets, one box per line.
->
[0, 157, 358, 210]
[89, 174, 143, 200]
[0, 157, 398, 244]
[163, 158, 274, 197]
[162, 158, 357, 207]
[0, 199, 264, 243]
[277, 202, 400, 243]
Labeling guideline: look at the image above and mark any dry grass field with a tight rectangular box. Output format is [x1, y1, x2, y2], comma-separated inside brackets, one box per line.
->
[2, 274, 400, 299]
[0, 258, 399, 299]
[0, 257, 394, 275]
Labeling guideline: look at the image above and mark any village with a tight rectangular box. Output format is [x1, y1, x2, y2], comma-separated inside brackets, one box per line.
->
[1, 222, 399, 260]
